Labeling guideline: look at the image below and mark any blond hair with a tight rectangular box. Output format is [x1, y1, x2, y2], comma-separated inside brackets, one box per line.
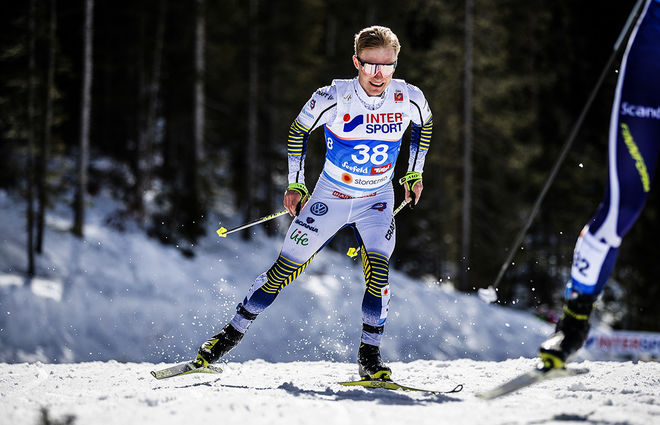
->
[354, 26, 401, 57]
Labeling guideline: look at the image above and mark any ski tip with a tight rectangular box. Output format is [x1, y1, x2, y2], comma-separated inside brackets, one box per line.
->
[216, 227, 227, 238]
[150, 369, 174, 380]
[475, 391, 496, 400]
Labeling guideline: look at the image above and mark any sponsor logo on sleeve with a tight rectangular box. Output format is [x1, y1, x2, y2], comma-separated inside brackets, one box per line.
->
[301, 109, 315, 120]
[315, 89, 334, 100]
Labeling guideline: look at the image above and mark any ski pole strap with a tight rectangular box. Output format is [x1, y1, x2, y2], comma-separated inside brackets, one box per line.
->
[287, 182, 309, 199]
[398, 171, 422, 191]
[287, 182, 309, 215]
[286, 183, 309, 202]
[398, 171, 422, 209]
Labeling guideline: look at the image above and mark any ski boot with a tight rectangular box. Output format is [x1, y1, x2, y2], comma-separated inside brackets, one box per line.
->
[358, 343, 392, 381]
[539, 292, 596, 369]
[195, 323, 244, 367]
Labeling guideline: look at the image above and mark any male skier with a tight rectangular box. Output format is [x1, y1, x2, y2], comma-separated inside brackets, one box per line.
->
[194, 25, 433, 380]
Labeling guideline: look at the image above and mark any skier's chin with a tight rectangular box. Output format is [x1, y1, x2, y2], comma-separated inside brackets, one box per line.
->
[368, 81, 387, 95]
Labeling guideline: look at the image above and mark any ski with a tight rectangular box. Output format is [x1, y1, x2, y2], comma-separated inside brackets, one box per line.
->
[150, 361, 223, 380]
[338, 379, 463, 395]
[476, 366, 589, 400]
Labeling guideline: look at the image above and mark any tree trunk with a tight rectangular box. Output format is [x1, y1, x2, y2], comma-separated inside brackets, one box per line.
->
[181, 0, 206, 243]
[194, 0, 205, 166]
[243, 0, 259, 240]
[263, 0, 280, 236]
[27, 0, 37, 276]
[460, 0, 473, 292]
[37, 0, 57, 253]
[135, 0, 166, 219]
[191, 0, 205, 227]
[73, 0, 94, 237]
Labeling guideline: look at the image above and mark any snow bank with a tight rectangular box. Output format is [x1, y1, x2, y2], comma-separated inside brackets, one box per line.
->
[0, 189, 554, 364]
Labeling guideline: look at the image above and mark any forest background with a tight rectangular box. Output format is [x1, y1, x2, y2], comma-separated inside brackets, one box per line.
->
[2, 0, 658, 333]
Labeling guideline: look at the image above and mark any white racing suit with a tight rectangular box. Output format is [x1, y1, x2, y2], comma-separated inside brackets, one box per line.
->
[230, 78, 433, 347]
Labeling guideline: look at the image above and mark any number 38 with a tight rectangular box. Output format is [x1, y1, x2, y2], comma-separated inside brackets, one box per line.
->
[352, 144, 388, 165]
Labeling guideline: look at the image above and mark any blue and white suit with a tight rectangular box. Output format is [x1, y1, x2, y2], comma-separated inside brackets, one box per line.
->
[569, 0, 660, 297]
[231, 78, 433, 347]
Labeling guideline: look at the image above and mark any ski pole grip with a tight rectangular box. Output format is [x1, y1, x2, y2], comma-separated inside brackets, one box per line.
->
[287, 182, 309, 216]
[398, 171, 422, 209]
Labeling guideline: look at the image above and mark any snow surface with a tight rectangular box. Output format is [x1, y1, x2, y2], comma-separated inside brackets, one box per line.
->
[1, 359, 658, 425]
[1, 189, 658, 424]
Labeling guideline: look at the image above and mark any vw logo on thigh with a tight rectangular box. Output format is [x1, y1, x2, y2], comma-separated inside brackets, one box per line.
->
[310, 202, 328, 216]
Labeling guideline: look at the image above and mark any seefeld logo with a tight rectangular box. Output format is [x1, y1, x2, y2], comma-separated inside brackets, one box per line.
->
[342, 113, 404, 134]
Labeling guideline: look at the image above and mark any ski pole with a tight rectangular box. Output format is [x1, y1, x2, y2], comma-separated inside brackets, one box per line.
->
[392, 198, 412, 215]
[216, 209, 289, 238]
[478, 0, 646, 304]
[346, 199, 410, 257]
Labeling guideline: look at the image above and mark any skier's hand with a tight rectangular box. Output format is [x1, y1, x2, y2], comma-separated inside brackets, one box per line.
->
[399, 171, 423, 208]
[404, 180, 423, 205]
[284, 183, 309, 216]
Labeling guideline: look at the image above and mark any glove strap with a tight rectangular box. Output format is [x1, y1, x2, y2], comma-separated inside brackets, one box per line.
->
[287, 183, 309, 215]
[287, 182, 309, 200]
[398, 171, 422, 192]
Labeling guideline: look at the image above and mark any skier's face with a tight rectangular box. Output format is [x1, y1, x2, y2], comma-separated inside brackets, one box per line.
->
[353, 47, 397, 97]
